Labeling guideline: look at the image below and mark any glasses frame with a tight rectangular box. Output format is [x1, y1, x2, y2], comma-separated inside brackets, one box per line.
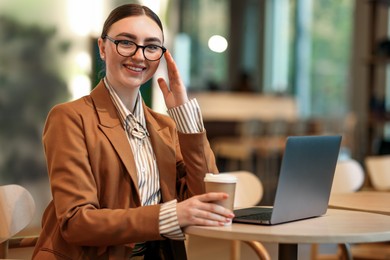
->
[104, 35, 166, 61]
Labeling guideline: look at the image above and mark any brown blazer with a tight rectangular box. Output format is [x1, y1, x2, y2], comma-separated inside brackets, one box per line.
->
[32, 81, 218, 260]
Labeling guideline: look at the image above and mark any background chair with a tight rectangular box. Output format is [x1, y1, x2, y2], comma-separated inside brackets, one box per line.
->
[185, 171, 271, 260]
[0, 184, 38, 259]
[365, 155, 390, 191]
[330, 158, 365, 194]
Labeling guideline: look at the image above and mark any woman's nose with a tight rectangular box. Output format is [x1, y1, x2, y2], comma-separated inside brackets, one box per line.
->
[131, 47, 145, 60]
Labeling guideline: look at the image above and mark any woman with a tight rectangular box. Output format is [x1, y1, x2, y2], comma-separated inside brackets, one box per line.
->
[32, 4, 233, 260]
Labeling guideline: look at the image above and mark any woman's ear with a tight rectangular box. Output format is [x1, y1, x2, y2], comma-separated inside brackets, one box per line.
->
[97, 37, 106, 60]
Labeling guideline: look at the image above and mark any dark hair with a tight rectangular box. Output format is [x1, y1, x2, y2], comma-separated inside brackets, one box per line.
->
[101, 4, 164, 39]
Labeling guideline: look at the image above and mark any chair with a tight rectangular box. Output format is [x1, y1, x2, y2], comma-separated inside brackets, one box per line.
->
[312, 159, 365, 260]
[186, 171, 271, 260]
[0, 184, 38, 259]
[365, 155, 390, 191]
[330, 159, 365, 194]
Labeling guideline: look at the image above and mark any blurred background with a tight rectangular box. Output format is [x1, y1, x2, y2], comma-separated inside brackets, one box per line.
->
[0, 0, 388, 230]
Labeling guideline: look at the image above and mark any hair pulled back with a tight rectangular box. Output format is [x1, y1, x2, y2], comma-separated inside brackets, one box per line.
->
[100, 4, 163, 39]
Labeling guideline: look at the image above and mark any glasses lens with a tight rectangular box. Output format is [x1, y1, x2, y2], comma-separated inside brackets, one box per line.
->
[116, 41, 164, 61]
[117, 42, 137, 57]
[144, 46, 163, 61]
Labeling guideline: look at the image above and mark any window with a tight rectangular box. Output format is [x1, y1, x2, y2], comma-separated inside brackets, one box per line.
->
[271, 0, 355, 117]
[178, 0, 229, 91]
[178, 0, 355, 117]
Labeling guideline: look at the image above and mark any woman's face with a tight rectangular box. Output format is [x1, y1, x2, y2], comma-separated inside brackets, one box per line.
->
[98, 15, 163, 90]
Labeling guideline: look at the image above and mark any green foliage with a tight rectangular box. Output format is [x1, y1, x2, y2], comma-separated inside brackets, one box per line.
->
[0, 16, 70, 183]
[310, 0, 354, 115]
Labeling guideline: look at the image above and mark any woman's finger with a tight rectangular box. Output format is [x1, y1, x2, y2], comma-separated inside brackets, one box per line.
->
[157, 78, 169, 97]
[163, 50, 186, 94]
[176, 194, 235, 227]
[196, 192, 229, 202]
[164, 50, 180, 83]
[181, 207, 232, 226]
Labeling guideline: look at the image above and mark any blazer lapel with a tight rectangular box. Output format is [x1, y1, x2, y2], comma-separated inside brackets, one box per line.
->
[90, 82, 141, 202]
[144, 105, 177, 202]
[90, 82, 177, 203]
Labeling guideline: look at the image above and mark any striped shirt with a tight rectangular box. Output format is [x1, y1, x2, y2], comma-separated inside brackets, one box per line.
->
[104, 78, 204, 240]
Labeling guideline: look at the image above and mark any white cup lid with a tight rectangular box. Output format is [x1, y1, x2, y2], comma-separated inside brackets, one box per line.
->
[204, 173, 237, 183]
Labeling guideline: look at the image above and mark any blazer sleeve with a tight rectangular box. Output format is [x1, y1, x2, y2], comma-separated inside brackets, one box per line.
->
[175, 130, 219, 201]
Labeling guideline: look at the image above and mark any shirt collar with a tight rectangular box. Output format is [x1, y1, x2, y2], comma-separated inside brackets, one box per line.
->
[103, 77, 148, 136]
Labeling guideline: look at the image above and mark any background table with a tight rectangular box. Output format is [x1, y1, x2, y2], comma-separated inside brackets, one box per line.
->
[184, 209, 390, 260]
[329, 191, 390, 215]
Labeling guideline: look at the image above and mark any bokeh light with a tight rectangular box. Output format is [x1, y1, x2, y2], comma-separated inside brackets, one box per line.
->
[208, 35, 228, 53]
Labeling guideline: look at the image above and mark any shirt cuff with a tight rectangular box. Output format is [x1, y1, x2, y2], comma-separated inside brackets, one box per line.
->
[159, 200, 185, 240]
[167, 98, 204, 133]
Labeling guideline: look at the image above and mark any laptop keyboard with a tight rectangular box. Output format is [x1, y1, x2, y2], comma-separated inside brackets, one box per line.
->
[234, 207, 273, 221]
[236, 211, 272, 221]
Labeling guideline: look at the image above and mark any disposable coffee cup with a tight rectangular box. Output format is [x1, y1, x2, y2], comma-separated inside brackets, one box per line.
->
[204, 173, 237, 225]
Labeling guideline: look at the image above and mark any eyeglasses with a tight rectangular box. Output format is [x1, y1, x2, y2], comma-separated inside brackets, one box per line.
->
[104, 35, 166, 61]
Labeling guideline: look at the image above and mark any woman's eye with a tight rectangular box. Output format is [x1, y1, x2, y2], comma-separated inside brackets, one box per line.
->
[146, 45, 159, 52]
[120, 40, 134, 47]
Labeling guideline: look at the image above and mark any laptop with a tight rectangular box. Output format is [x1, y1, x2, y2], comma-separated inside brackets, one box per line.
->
[233, 135, 342, 225]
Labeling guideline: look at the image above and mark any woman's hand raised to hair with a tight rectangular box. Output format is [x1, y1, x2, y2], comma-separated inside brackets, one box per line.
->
[176, 192, 235, 227]
[157, 50, 189, 109]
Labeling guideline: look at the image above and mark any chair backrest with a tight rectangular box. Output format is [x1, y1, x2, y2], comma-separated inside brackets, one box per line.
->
[365, 155, 390, 191]
[0, 185, 35, 243]
[224, 171, 263, 208]
[331, 159, 365, 194]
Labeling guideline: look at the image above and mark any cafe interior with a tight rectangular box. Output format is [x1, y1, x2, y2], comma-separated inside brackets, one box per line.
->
[1, 0, 390, 259]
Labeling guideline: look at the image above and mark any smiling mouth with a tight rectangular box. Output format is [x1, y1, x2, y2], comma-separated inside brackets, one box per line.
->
[125, 65, 145, 72]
